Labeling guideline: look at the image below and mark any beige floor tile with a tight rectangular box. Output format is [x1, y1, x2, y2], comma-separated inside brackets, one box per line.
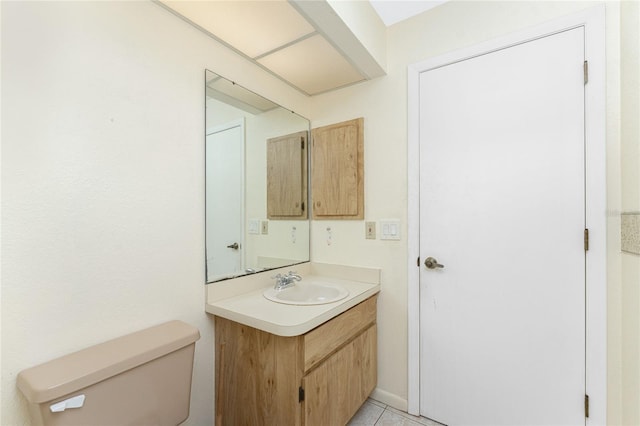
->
[350, 397, 445, 426]
[375, 410, 425, 426]
[385, 407, 444, 426]
[347, 400, 385, 425]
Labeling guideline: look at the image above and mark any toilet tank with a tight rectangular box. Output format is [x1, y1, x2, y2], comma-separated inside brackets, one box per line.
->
[17, 320, 200, 426]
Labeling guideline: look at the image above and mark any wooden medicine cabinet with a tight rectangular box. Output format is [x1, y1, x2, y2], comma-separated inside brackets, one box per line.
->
[267, 131, 308, 219]
[311, 118, 364, 220]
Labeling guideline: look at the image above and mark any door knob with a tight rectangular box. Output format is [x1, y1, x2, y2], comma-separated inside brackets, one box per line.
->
[424, 257, 444, 269]
[226, 242, 239, 250]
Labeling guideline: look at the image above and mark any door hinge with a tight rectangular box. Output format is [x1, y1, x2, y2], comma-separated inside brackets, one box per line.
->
[584, 60, 589, 85]
[585, 394, 590, 418]
[301, 201, 305, 212]
[301, 137, 305, 150]
[417, 256, 420, 267]
[298, 386, 305, 403]
[584, 228, 589, 251]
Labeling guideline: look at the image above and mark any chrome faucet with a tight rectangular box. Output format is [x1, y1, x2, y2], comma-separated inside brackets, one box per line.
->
[272, 271, 302, 291]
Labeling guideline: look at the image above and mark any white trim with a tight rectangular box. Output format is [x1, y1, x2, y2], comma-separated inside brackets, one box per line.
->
[370, 388, 408, 412]
[406, 49, 421, 416]
[582, 6, 607, 424]
[407, 5, 606, 423]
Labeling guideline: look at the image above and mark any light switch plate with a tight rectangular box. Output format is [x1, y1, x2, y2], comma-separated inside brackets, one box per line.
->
[248, 219, 260, 235]
[365, 221, 376, 239]
[261, 220, 269, 235]
[380, 220, 401, 240]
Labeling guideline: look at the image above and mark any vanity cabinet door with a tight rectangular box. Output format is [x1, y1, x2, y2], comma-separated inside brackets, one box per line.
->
[267, 131, 308, 219]
[214, 317, 303, 426]
[311, 118, 364, 220]
[302, 325, 377, 425]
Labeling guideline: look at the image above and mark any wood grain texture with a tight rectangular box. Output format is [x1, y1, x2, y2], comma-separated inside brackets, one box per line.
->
[303, 325, 377, 425]
[267, 131, 308, 219]
[311, 118, 364, 220]
[215, 316, 303, 426]
[303, 296, 377, 372]
[214, 295, 377, 425]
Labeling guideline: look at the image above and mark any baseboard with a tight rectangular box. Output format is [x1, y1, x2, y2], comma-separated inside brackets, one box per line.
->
[370, 388, 408, 412]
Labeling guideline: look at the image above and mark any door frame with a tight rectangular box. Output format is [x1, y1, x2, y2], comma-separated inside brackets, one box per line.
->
[406, 6, 606, 423]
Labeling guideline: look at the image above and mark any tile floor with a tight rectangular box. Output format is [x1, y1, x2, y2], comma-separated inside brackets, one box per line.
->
[348, 398, 444, 426]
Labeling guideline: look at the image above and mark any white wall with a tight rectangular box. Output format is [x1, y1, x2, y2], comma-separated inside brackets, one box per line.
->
[620, 1, 640, 425]
[309, 1, 627, 418]
[0, 1, 309, 424]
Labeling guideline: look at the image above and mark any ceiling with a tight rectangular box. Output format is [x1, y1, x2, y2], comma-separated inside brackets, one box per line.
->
[159, 1, 444, 96]
[370, 0, 448, 26]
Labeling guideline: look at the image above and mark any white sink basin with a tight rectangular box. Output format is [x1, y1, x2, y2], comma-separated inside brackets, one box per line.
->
[263, 281, 349, 306]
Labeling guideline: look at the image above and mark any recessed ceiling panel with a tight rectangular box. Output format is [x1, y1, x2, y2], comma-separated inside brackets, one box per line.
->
[163, 0, 315, 58]
[257, 34, 365, 95]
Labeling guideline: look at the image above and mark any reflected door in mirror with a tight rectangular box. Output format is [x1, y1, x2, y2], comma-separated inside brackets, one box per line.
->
[206, 120, 244, 281]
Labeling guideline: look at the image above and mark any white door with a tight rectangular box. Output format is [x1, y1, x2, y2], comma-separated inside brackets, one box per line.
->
[206, 120, 244, 281]
[419, 28, 586, 425]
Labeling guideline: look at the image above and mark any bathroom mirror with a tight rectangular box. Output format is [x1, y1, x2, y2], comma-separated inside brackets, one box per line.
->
[205, 70, 310, 283]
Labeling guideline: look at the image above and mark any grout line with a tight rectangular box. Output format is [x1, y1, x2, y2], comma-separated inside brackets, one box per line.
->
[387, 406, 427, 425]
[373, 408, 385, 425]
[367, 398, 387, 409]
[358, 398, 444, 426]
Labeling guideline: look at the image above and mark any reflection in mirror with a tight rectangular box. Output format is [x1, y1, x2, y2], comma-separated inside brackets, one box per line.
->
[205, 70, 310, 283]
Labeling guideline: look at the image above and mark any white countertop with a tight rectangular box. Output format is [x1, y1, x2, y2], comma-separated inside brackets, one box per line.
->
[206, 272, 380, 337]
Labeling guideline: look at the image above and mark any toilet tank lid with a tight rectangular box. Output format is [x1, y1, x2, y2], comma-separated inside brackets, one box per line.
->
[17, 320, 200, 403]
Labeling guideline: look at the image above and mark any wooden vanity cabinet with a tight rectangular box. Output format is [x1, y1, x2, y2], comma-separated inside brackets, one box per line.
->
[214, 295, 377, 426]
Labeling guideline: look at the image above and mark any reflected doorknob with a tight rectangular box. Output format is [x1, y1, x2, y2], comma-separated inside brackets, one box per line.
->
[424, 257, 444, 269]
[226, 242, 239, 250]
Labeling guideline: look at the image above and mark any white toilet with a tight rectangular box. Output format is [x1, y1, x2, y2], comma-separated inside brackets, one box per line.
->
[17, 320, 200, 426]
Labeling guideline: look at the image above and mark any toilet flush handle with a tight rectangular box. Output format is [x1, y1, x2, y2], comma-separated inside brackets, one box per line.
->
[50, 394, 85, 413]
